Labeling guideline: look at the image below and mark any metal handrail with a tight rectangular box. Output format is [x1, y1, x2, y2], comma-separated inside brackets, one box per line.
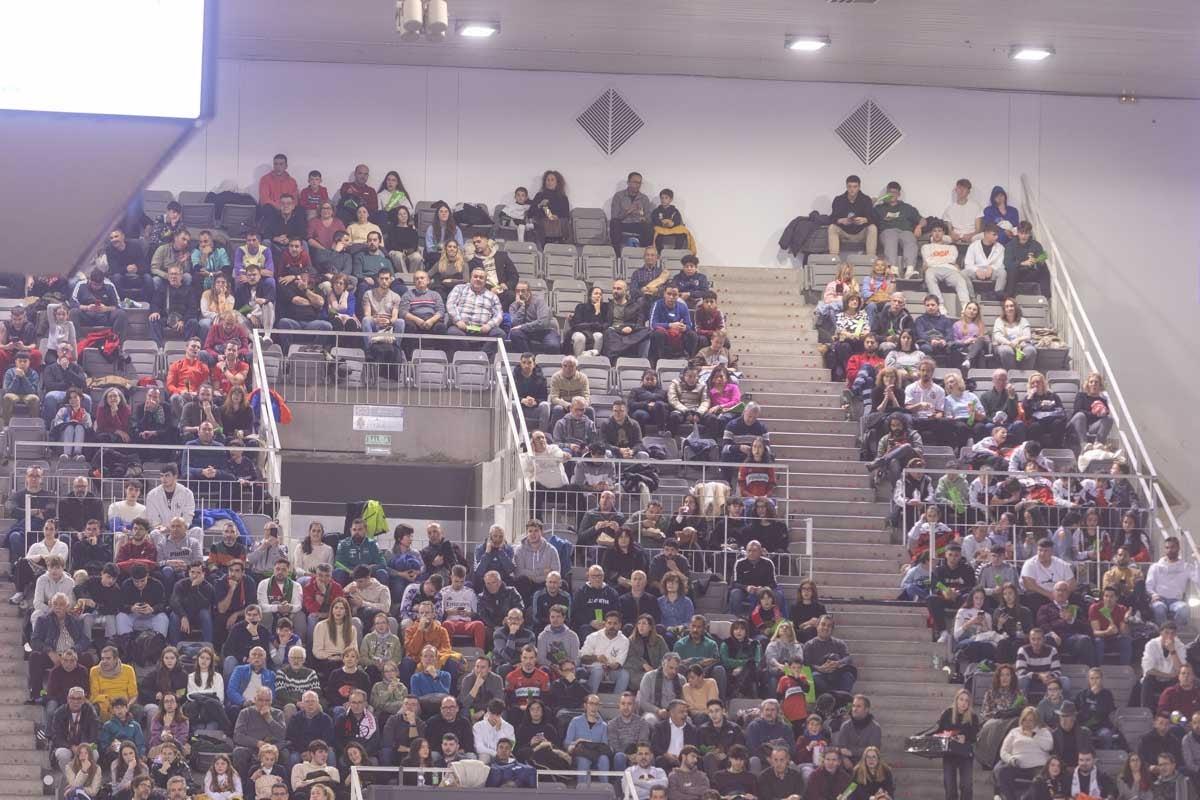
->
[349, 764, 636, 798]
[1019, 174, 1190, 555]
[249, 329, 283, 496]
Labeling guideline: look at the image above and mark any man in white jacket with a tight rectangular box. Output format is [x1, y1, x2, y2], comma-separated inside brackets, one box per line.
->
[144, 465, 196, 531]
[580, 611, 631, 694]
[1146, 537, 1193, 627]
[921, 221, 971, 309]
[471, 698, 515, 764]
[963, 225, 1008, 297]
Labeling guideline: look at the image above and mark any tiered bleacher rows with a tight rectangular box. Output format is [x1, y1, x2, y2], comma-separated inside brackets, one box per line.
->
[0, 164, 1183, 800]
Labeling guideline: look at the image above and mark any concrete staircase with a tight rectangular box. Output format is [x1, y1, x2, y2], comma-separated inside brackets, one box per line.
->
[0, 564, 51, 800]
[713, 267, 980, 800]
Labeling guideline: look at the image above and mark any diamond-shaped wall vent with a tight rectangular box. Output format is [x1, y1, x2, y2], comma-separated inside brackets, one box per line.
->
[835, 99, 903, 165]
[577, 89, 645, 157]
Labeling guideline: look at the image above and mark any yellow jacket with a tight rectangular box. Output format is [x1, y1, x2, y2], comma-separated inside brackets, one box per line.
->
[89, 663, 137, 719]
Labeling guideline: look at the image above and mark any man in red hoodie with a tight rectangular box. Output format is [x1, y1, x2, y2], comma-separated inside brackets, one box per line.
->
[258, 154, 299, 210]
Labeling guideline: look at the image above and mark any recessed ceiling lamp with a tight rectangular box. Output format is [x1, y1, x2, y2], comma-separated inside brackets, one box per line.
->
[457, 21, 500, 38]
[1010, 46, 1054, 62]
[785, 35, 831, 52]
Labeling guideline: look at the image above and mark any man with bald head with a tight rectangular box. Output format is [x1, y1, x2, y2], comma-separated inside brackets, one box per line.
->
[233, 685, 287, 777]
[336, 164, 379, 223]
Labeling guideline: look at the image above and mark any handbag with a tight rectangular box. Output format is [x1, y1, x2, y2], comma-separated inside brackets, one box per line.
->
[542, 217, 567, 239]
[570, 740, 612, 763]
[905, 732, 972, 760]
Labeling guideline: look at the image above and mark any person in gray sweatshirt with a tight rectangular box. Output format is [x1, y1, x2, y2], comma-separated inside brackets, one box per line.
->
[637, 652, 683, 724]
[607, 690, 651, 771]
[153, 516, 203, 592]
[507, 281, 560, 353]
[833, 695, 883, 768]
[536, 605, 580, 677]
[457, 655, 506, 722]
[552, 397, 597, 457]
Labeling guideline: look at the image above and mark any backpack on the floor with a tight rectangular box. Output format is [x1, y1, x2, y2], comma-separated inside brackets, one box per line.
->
[126, 630, 167, 667]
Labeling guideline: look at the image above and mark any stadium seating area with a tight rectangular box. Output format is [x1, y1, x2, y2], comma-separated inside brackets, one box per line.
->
[0, 165, 1182, 800]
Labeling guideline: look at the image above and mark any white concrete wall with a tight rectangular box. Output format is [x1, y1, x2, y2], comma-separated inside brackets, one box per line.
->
[152, 59, 1200, 531]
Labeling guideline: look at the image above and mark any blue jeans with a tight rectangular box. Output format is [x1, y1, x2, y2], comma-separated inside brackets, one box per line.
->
[42, 392, 92, 425]
[1093, 634, 1132, 666]
[508, 327, 562, 353]
[362, 316, 405, 344]
[585, 665, 630, 694]
[573, 753, 610, 782]
[168, 608, 213, 644]
[117, 611, 169, 637]
[1152, 598, 1189, 627]
[149, 317, 198, 348]
[612, 751, 628, 772]
[811, 665, 858, 696]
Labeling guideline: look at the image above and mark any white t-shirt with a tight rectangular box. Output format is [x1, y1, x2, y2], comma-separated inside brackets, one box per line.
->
[904, 381, 946, 419]
[26, 540, 70, 563]
[107, 500, 146, 528]
[1019, 556, 1073, 593]
[580, 630, 631, 665]
[944, 199, 983, 237]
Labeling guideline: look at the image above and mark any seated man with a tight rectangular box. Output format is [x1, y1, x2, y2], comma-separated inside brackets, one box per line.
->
[260, 155, 299, 210]
[667, 367, 710, 435]
[572, 565, 621, 641]
[440, 565, 486, 650]
[943, 178, 983, 245]
[963, 224, 1007, 298]
[485, 737, 537, 788]
[548, 355, 590, 427]
[262, 194, 308, 259]
[720, 401, 770, 473]
[913, 294, 955, 357]
[446, 267, 504, 344]
[49, 686, 101, 774]
[231, 687, 288, 779]
[670, 255, 710, 307]
[40, 344, 88, 425]
[467, 235, 520, 311]
[876, 181, 924, 278]
[274, 270, 332, 350]
[352, 230, 392, 293]
[827, 174, 877, 258]
[600, 399, 648, 459]
[117, 563, 169, 638]
[234, 262, 276, 343]
[1, 349, 40, 425]
[104, 229, 152, 301]
[580, 610, 631, 694]
[648, 285, 697, 361]
[333, 518, 387, 587]
[149, 264, 198, 348]
[274, 235, 314, 290]
[150, 229, 194, 290]
[472, 698, 516, 765]
[1016, 627, 1066, 701]
[922, 220, 971, 308]
[610, 173, 654, 250]
[904, 358, 953, 444]
[168, 559, 215, 644]
[506, 281, 559, 353]
[869, 291, 915, 354]
[360, 267, 405, 343]
[673, 615, 726, 699]
[834, 696, 881, 768]
[398, 269, 448, 339]
[234, 230, 276, 289]
[552, 396, 596, 458]
[1003, 221, 1051, 297]
[603, 279, 649, 359]
[0, 305, 41, 372]
[400, 600, 462, 688]
[728, 541, 779, 617]
[801, 615, 858, 696]
[183, 420, 236, 482]
[165, 337, 211, 415]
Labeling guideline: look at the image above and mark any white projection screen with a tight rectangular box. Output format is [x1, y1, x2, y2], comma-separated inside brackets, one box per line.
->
[0, 0, 212, 119]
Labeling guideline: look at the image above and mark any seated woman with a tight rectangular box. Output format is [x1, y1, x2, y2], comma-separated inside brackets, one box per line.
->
[951, 300, 989, 371]
[737, 497, 788, 552]
[941, 372, 987, 449]
[1114, 511, 1151, 563]
[147, 693, 190, 761]
[93, 387, 132, 448]
[1068, 371, 1113, 452]
[703, 364, 742, 439]
[952, 588, 998, 673]
[737, 438, 776, 501]
[814, 263, 859, 325]
[883, 329, 922, 382]
[347, 204, 382, 248]
[566, 285, 610, 357]
[424, 202, 463, 267]
[657, 573, 695, 636]
[1021, 372, 1066, 448]
[665, 493, 710, 548]
[219, 386, 255, 441]
[600, 528, 648, 594]
[860, 366, 907, 460]
[325, 272, 360, 333]
[750, 588, 785, 645]
[312, 597, 357, 676]
[384, 206, 424, 274]
[51, 387, 91, 461]
[528, 170, 571, 247]
[650, 188, 694, 252]
[992, 297, 1036, 370]
[828, 292, 870, 382]
[719, 619, 760, 698]
[63, 743, 103, 800]
[974, 664, 1026, 771]
[431, 239, 466, 301]
[198, 274, 239, 340]
[761, 621, 803, 699]
[790, 580, 827, 643]
[851, 746, 895, 800]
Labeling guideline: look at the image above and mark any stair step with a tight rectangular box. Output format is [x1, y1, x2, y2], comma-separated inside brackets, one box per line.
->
[761, 418, 858, 435]
[843, 680, 958, 699]
[772, 431, 859, 448]
[738, 351, 825, 367]
[788, 498, 892, 516]
[742, 371, 831, 385]
[788, 484, 876, 502]
[707, 267, 799, 281]
[810, 570, 901, 589]
[779, 472, 872, 489]
[0, 763, 44, 779]
[814, 586, 901, 601]
[788, 513, 888, 532]
[737, 360, 826, 373]
[0, 706, 42, 722]
[0, 733, 37, 749]
[0, 785, 54, 800]
[773, 444, 860, 462]
[0, 750, 47, 766]
[837, 623, 941, 642]
[789, 529, 895, 547]
[823, 606, 927, 627]
[783, 457, 868, 474]
[833, 638, 941, 657]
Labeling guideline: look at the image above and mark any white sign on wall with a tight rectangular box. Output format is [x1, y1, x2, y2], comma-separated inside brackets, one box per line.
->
[353, 405, 405, 432]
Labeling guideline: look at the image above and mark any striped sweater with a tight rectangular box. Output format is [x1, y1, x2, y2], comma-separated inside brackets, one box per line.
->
[1015, 643, 1061, 681]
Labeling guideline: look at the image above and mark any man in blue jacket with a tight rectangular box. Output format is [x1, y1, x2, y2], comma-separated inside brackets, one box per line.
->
[913, 294, 956, 358]
[473, 525, 515, 586]
[227, 646, 276, 721]
[648, 285, 696, 362]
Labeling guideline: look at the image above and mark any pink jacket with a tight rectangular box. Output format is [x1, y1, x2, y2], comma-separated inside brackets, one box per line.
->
[708, 383, 742, 408]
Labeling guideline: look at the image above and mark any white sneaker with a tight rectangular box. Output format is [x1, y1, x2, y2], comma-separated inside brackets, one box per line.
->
[7, 592, 22, 606]
[937, 631, 949, 644]
[904, 267, 919, 280]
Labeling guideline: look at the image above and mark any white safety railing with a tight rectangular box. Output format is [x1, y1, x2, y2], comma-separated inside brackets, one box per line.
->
[349, 764, 636, 799]
[1020, 175, 1191, 555]
[249, 330, 283, 498]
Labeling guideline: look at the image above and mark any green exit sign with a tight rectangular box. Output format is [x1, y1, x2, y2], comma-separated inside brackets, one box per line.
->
[364, 433, 392, 455]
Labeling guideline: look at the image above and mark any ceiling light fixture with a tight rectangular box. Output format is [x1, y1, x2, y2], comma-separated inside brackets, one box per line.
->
[785, 35, 831, 52]
[1010, 46, 1054, 62]
[457, 21, 500, 38]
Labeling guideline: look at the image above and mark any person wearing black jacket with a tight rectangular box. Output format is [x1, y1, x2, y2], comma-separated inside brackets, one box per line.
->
[627, 369, 668, 432]
[261, 194, 309, 258]
[1002, 221, 1050, 297]
[40, 344, 89, 425]
[602, 280, 649, 360]
[528, 170, 571, 247]
[600, 400, 647, 459]
[696, 699, 745, 777]
[78, 564, 123, 639]
[132, 386, 178, 446]
[168, 561, 215, 644]
[828, 175, 878, 258]
[118, 564, 169, 638]
[870, 292, 916, 353]
[512, 353, 549, 432]
[71, 522, 112, 577]
[222, 605, 272, 677]
[1075, 667, 1118, 750]
[419, 523, 465, 582]
[467, 236, 520, 311]
[599, 530, 649, 594]
[105, 230, 152, 301]
[49, 687, 101, 773]
[149, 264, 199, 348]
[619, 573, 661, 628]
[58, 479, 104, 535]
[423, 697, 474, 754]
[571, 566, 621, 640]
[476, 572, 524, 631]
[648, 700, 699, 770]
[936, 689, 980, 800]
[729, 543, 779, 617]
[566, 286, 611, 357]
[926, 543, 975, 643]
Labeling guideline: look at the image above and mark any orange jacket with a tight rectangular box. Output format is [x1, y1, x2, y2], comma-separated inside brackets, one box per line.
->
[403, 621, 458, 667]
[166, 357, 212, 396]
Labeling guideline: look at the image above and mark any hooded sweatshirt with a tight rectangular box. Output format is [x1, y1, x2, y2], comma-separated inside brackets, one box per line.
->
[982, 185, 1021, 243]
